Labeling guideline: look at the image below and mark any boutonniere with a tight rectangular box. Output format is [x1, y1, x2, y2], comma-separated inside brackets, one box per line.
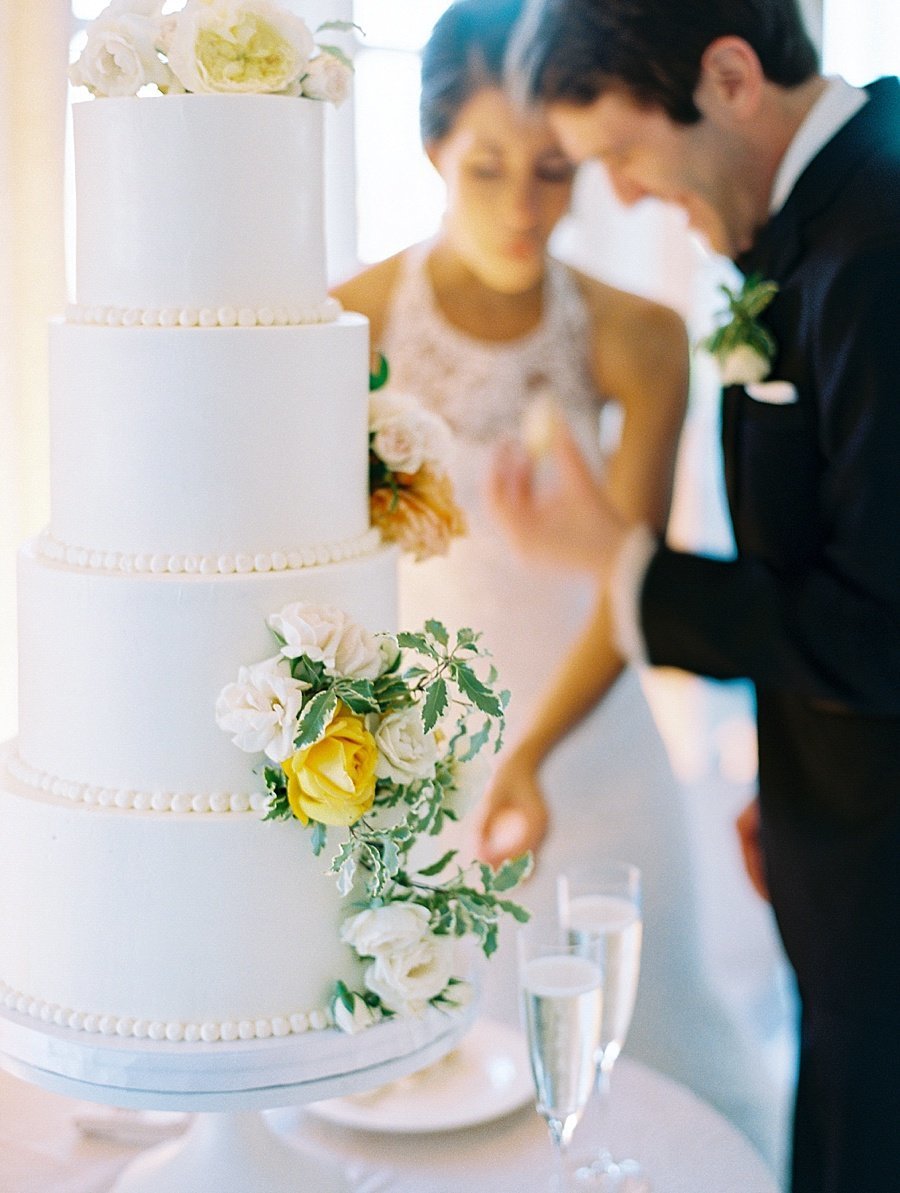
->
[701, 273, 779, 386]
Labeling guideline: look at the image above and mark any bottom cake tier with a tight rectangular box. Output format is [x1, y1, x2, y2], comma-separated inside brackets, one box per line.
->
[0, 741, 365, 1043]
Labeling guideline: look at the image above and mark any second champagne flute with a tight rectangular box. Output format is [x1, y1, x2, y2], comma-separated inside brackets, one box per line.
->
[558, 861, 646, 1190]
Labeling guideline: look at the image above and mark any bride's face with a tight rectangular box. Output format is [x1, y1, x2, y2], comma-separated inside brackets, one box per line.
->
[428, 87, 576, 294]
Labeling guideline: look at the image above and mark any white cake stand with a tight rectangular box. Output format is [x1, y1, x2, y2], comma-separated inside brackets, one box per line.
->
[0, 1000, 474, 1192]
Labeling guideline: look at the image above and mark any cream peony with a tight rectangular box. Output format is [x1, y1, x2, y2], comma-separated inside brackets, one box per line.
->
[363, 932, 456, 1016]
[340, 902, 432, 958]
[267, 602, 382, 679]
[69, 0, 174, 97]
[166, 0, 314, 94]
[718, 343, 772, 386]
[215, 656, 306, 762]
[301, 51, 353, 106]
[373, 706, 439, 784]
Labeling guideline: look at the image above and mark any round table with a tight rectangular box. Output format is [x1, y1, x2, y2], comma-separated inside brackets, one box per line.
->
[0, 1049, 781, 1192]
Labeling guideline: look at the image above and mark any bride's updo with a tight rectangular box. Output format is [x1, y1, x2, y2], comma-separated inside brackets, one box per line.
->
[420, 0, 525, 144]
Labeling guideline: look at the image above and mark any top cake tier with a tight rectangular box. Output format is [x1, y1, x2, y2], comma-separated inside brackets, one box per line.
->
[73, 94, 327, 313]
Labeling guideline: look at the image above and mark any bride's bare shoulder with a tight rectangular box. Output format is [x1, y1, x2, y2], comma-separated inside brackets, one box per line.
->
[565, 265, 688, 400]
[330, 250, 410, 343]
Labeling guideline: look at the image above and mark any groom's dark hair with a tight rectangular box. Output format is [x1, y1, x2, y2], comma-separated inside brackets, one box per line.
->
[513, 0, 819, 124]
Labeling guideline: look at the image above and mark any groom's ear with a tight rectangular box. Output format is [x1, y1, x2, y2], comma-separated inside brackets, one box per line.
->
[694, 36, 765, 123]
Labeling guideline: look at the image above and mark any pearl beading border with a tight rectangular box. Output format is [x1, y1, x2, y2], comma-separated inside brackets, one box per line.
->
[8, 753, 264, 815]
[66, 296, 343, 329]
[0, 979, 333, 1044]
[36, 526, 381, 576]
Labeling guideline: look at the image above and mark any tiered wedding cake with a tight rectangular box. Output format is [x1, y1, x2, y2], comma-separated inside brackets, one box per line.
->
[0, 4, 514, 1055]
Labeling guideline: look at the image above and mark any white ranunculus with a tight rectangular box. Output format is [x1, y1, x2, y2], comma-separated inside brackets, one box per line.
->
[333, 992, 378, 1035]
[363, 933, 456, 1016]
[267, 603, 379, 679]
[340, 903, 432, 959]
[215, 656, 306, 762]
[301, 51, 352, 106]
[369, 390, 451, 473]
[70, 0, 174, 97]
[719, 344, 771, 386]
[166, 0, 314, 94]
[374, 706, 439, 784]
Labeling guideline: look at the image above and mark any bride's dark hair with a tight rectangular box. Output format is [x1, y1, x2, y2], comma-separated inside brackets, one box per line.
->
[420, 0, 525, 144]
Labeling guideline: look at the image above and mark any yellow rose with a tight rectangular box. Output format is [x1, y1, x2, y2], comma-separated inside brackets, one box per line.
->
[282, 706, 377, 827]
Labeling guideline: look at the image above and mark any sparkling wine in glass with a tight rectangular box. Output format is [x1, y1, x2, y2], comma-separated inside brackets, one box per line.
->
[519, 931, 604, 1190]
[558, 862, 648, 1190]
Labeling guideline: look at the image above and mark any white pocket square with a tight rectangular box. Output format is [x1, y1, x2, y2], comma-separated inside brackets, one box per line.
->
[744, 380, 799, 405]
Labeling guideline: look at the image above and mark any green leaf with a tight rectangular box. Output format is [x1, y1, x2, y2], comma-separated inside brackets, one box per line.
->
[311, 821, 328, 856]
[498, 899, 531, 923]
[417, 849, 458, 878]
[424, 618, 449, 646]
[459, 719, 490, 762]
[369, 352, 389, 392]
[454, 662, 504, 718]
[334, 980, 354, 1013]
[492, 852, 533, 892]
[317, 19, 363, 34]
[421, 677, 448, 734]
[294, 688, 338, 749]
[334, 678, 379, 714]
[290, 654, 328, 689]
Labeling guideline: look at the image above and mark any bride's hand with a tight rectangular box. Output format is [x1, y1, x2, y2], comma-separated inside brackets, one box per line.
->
[488, 421, 629, 575]
[472, 751, 550, 870]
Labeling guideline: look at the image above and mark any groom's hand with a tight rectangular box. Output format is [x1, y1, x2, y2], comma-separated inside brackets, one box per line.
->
[488, 419, 629, 575]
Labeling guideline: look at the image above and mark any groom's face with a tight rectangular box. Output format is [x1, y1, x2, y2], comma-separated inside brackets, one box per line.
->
[547, 89, 758, 259]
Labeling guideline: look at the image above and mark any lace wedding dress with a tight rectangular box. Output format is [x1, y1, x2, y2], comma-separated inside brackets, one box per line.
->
[382, 245, 782, 1161]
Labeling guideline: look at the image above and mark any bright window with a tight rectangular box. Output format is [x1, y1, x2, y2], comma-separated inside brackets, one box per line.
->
[822, 0, 900, 84]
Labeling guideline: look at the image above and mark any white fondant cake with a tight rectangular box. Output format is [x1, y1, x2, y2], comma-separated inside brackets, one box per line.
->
[0, 90, 400, 1041]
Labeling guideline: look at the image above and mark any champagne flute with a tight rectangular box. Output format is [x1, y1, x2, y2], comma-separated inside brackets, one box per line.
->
[519, 926, 604, 1190]
[558, 861, 647, 1190]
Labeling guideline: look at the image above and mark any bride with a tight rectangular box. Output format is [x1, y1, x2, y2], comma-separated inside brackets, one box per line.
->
[334, 0, 782, 1162]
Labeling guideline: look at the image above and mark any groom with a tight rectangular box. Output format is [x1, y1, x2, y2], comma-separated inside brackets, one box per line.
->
[488, 1, 900, 1190]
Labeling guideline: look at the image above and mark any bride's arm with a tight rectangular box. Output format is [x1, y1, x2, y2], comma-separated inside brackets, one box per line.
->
[474, 280, 688, 866]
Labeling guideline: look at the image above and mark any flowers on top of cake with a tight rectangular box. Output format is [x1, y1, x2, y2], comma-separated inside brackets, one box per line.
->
[70, 0, 355, 103]
[368, 378, 467, 562]
[217, 601, 530, 1030]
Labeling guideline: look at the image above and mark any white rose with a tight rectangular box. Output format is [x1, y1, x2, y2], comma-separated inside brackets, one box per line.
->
[301, 51, 353, 107]
[369, 391, 451, 473]
[267, 602, 380, 679]
[364, 933, 456, 1015]
[69, 0, 173, 97]
[719, 344, 771, 386]
[340, 903, 432, 958]
[215, 656, 306, 762]
[166, 0, 314, 95]
[334, 622, 384, 681]
[374, 706, 439, 784]
[333, 992, 379, 1035]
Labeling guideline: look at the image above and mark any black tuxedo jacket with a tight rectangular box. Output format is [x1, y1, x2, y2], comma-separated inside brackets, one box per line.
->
[640, 78, 900, 1012]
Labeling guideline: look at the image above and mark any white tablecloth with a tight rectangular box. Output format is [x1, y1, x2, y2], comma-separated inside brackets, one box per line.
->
[0, 1055, 781, 1192]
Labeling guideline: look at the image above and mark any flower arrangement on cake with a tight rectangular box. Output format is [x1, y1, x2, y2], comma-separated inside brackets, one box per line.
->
[368, 384, 468, 562]
[217, 601, 528, 1032]
[70, 0, 355, 104]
